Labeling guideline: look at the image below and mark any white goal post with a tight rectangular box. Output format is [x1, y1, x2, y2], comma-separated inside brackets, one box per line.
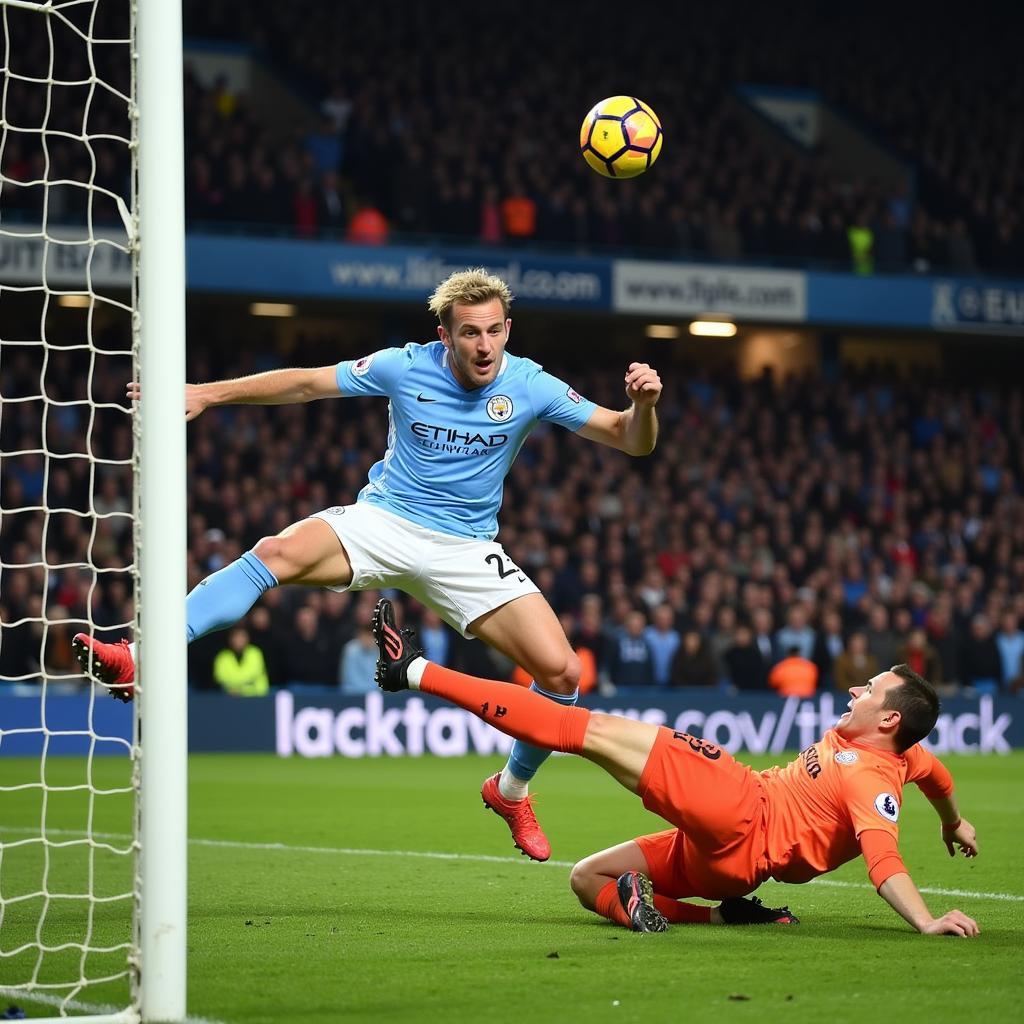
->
[0, 0, 186, 1021]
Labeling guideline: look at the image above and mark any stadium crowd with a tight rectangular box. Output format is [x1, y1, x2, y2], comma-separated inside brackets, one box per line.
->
[4, 2, 1021, 275]
[174, 0, 1023, 275]
[3, 343, 1023, 699]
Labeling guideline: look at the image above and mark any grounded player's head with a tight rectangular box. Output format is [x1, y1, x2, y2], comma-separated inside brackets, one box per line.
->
[428, 268, 513, 332]
[882, 663, 940, 751]
[836, 666, 939, 752]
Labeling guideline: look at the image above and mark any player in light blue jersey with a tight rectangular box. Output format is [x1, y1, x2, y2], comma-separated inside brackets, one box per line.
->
[73, 268, 662, 861]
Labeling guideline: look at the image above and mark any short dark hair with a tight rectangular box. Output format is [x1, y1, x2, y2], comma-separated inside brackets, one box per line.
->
[883, 664, 940, 752]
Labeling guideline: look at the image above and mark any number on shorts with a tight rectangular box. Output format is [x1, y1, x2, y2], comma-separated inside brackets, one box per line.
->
[672, 731, 722, 760]
[485, 552, 521, 579]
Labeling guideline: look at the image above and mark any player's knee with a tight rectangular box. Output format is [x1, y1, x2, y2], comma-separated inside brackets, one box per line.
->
[569, 859, 597, 909]
[536, 649, 581, 695]
[252, 535, 302, 582]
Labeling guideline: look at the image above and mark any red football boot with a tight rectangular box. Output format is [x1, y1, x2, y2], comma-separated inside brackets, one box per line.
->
[481, 772, 551, 862]
[72, 634, 135, 703]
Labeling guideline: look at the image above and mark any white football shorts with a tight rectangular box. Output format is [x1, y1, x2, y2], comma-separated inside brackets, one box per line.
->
[310, 502, 540, 637]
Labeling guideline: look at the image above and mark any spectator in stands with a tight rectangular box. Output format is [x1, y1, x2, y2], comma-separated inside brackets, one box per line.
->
[671, 628, 719, 687]
[995, 612, 1024, 694]
[896, 628, 943, 688]
[750, 607, 778, 673]
[960, 615, 1002, 695]
[768, 645, 819, 698]
[864, 604, 900, 672]
[419, 609, 451, 668]
[708, 604, 738, 685]
[213, 626, 269, 696]
[338, 624, 379, 694]
[775, 603, 816, 662]
[287, 605, 337, 685]
[606, 609, 655, 688]
[643, 603, 681, 687]
[723, 622, 769, 691]
[926, 602, 962, 686]
[345, 198, 388, 244]
[304, 116, 342, 176]
[813, 608, 846, 689]
[832, 631, 879, 693]
[847, 210, 874, 275]
[317, 171, 347, 235]
[500, 179, 537, 243]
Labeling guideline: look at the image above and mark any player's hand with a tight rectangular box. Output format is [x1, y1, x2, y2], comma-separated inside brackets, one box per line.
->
[920, 910, 980, 937]
[184, 383, 209, 422]
[942, 818, 978, 858]
[625, 362, 662, 407]
[127, 381, 209, 422]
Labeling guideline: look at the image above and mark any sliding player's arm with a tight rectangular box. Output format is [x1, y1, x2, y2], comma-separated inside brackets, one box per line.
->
[859, 829, 980, 935]
[877, 867, 980, 936]
[575, 362, 661, 455]
[846, 757, 979, 935]
[905, 743, 980, 858]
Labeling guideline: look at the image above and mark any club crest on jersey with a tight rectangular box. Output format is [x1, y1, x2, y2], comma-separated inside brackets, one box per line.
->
[486, 395, 514, 422]
[874, 792, 899, 822]
[352, 354, 375, 376]
[834, 750, 859, 765]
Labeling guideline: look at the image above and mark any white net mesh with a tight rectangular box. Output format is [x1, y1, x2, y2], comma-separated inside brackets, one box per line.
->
[0, 0, 139, 1018]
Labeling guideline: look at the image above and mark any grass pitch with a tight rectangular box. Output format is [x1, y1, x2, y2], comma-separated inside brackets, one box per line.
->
[2, 751, 1021, 1022]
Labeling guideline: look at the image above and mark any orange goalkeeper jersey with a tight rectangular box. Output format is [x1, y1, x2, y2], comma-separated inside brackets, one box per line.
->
[758, 730, 953, 885]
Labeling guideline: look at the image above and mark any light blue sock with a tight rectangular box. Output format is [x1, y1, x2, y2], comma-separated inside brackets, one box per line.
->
[506, 682, 580, 782]
[186, 551, 278, 643]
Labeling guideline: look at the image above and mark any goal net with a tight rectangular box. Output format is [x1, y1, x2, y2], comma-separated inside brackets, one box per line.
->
[1, 1, 185, 1020]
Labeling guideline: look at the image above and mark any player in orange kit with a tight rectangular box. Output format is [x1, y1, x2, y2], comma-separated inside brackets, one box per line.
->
[373, 598, 981, 935]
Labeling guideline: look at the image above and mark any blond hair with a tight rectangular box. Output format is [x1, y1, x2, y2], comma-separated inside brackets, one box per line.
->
[427, 267, 513, 330]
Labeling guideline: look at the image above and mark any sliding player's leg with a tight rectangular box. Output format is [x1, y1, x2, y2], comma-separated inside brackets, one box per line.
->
[74, 517, 352, 700]
[374, 609, 799, 928]
[468, 594, 581, 862]
[571, 831, 798, 931]
[569, 838, 712, 932]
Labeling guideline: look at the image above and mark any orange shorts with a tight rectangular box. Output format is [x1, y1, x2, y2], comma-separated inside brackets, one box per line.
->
[634, 727, 770, 900]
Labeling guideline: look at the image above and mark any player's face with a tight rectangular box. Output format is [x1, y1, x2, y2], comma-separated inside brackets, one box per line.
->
[835, 671, 902, 740]
[439, 299, 511, 389]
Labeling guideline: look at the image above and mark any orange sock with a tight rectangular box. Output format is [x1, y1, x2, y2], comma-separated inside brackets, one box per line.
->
[594, 880, 632, 928]
[419, 663, 590, 754]
[653, 895, 712, 924]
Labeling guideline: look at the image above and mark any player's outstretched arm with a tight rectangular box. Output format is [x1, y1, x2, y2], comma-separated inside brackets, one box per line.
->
[878, 872, 980, 936]
[126, 365, 341, 422]
[926, 793, 979, 858]
[576, 362, 662, 455]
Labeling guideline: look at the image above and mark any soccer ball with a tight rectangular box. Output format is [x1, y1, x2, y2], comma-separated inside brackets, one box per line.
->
[579, 96, 663, 178]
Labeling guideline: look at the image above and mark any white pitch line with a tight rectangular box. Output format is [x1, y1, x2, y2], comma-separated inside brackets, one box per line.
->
[3, 827, 1023, 903]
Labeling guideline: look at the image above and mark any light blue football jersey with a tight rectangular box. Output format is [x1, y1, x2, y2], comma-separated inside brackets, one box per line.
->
[335, 341, 597, 539]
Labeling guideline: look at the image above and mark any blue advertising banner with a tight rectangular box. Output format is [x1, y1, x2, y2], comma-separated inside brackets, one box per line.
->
[2, 690, 1017, 758]
[929, 278, 1024, 332]
[806, 270, 1024, 332]
[187, 236, 612, 310]
[0, 692, 133, 756]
